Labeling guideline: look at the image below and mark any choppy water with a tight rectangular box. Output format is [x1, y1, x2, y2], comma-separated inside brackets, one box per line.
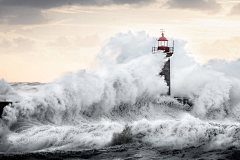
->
[0, 32, 240, 159]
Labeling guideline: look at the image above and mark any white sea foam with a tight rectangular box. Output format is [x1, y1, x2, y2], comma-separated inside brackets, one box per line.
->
[0, 31, 240, 152]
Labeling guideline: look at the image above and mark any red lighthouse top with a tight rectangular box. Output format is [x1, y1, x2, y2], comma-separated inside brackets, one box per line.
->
[152, 29, 174, 57]
[158, 33, 168, 41]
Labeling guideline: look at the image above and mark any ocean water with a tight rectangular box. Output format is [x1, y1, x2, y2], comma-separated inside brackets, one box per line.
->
[0, 31, 240, 159]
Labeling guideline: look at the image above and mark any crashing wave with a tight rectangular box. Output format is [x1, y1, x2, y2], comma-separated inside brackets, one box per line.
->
[0, 31, 240, 153]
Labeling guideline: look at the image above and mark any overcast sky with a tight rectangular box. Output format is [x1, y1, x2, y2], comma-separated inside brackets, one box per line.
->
[0, 0, 240, 82]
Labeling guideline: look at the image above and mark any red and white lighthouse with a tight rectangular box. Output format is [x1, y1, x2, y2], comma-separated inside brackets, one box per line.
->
[158, 32, 168, 51]
[152, 29, 174, 95]
[153, 29, 174, 57]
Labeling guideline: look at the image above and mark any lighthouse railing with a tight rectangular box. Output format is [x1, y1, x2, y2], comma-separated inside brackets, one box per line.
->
[152, 47, 174, 54]
[152, 47, 158, 52]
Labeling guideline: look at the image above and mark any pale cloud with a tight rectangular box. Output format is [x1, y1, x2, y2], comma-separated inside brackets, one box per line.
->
[228, 3, 240, 15]
[75, 34, 100, 48]
[0, 37, 35, 53]
[15, 28, 33, 35]
[165, 0, 223, 14]
[48, 36, 71, 47]
[13, 37, 35, 51]
[195, 36, 240, 62]
[47, 35, 101, 48]
[0, 39, 12, 48]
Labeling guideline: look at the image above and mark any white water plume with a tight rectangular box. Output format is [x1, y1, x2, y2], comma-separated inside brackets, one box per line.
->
[0, 31, 240, 153]
[2, 53, 167, 125]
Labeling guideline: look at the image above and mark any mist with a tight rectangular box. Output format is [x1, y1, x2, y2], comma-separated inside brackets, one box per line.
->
[0, 31, 240, 154]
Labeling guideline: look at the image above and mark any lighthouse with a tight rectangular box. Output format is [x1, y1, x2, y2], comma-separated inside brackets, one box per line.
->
[152, 29, 174, 96]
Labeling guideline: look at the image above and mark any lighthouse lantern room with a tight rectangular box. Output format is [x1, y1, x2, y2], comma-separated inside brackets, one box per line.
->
[152, 29, 174, 57]
[158, 32, 168, 50]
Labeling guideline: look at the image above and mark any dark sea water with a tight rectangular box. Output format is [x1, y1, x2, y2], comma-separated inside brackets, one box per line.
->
[1, 145, 240, 159]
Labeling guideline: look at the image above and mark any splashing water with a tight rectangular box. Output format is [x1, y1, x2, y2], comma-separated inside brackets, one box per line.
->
[0, 31, 240, 157]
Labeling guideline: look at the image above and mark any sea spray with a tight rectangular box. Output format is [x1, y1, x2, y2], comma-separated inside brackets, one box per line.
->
[2, 53, 167, 126]
[0, 79, 12, 101]
[0, 31, 240, 153]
